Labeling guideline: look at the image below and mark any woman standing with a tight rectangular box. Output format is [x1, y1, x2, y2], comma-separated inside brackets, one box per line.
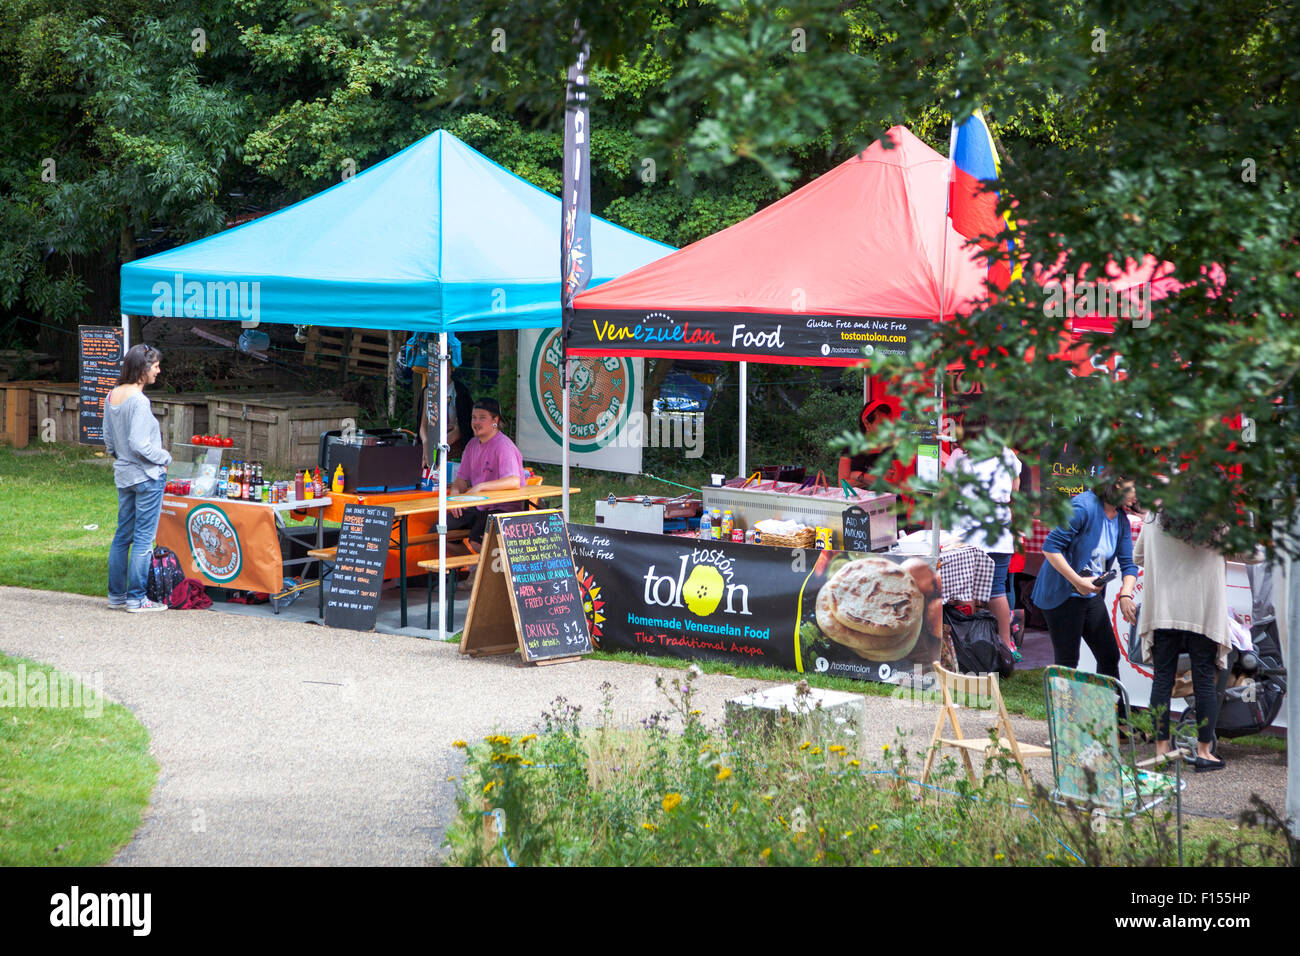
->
[1137, 508, 1256, 772]
[1031, 472, 1140, 688]
[104, 344, 172, 612]
[446, 399, 525, 548]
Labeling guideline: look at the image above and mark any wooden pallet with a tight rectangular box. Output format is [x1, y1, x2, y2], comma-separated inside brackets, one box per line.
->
[302, 328, 391, 379]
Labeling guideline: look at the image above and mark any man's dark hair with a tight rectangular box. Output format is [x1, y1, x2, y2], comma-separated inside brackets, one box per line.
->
[473, 398, 504, 422]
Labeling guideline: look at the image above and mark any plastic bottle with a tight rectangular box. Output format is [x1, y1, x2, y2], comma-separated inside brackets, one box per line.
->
[303, 468, 314, 500]
[313, 467, 324, 498]
[331, 464, 345, 494]
[699, 509, 712, 541]
[294, 470, 304, 501]
[712, 509, 723, 540]
[218, 463, 229, 498]
[721, 510, 734, 537]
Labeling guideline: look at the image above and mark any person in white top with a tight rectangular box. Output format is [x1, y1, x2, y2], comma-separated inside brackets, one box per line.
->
[1136, 502, 1261, 772]
[945, 411, 1022, 654]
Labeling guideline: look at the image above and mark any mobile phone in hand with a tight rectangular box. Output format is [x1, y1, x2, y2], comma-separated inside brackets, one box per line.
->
[1089, 569, 1118, 587]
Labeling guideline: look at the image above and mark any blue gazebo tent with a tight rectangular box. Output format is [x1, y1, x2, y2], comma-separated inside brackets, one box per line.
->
[120, 129, 673, 331]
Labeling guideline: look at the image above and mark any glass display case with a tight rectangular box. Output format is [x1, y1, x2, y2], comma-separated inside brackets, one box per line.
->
[168, 442, 239, 498]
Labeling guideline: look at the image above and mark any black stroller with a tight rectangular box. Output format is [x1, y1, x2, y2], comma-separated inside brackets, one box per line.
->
[1128, 614, 1287, 756]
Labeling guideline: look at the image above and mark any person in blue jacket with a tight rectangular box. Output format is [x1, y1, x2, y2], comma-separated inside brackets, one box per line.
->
[1031, 473, 1140, 690]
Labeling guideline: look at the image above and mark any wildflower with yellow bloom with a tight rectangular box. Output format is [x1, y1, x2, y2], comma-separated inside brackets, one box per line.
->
[662, 793, 683, 813]
[716, 767, 732, 782]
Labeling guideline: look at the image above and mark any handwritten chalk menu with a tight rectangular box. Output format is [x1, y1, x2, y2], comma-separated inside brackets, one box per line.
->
[325, 503, 395, 631]
[78, 325, 124, 445]
[460, 509, 592, 665]
[842, 505, 875, 553]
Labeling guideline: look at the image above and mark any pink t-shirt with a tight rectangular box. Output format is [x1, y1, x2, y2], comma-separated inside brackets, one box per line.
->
[459, 431, 524, 510]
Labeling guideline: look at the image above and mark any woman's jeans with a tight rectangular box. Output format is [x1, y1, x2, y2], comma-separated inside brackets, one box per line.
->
[1150, 628, 1220, 744]
[108, 475, 166, 605]
[1043, 594, 1127, 720]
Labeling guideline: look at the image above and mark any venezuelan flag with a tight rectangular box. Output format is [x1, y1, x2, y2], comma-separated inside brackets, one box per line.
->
[949, 110, 1018, 290]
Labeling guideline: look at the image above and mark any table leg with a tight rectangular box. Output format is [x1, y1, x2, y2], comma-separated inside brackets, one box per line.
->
[316, 508, 326, 621]
[399, 515, 409, 629]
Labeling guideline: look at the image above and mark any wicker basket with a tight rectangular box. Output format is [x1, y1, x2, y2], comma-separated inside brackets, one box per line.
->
[756, 526, 816, 548]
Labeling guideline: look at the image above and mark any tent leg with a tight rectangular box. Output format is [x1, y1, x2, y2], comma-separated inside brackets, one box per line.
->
[438, 334, 448, 640]
[739, 361, 747, 479]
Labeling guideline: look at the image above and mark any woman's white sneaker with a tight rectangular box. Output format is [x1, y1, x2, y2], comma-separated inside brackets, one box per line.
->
[127, 599, 167, 613]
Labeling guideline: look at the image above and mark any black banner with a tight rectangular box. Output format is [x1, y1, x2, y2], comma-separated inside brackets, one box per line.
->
[560, 26, 592, 319]
[78, 325, 124, 445]
[567, 309, 930, 366]
[325, 504, 394, 631]
[568, 525, 943, 683]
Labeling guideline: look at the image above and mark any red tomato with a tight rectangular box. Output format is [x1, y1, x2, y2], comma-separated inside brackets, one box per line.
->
[191, 434, 202, 444]
[221, 437, 233, 447]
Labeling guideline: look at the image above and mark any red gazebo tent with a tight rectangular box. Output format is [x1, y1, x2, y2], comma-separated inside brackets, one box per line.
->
[568, 126, 987, 367]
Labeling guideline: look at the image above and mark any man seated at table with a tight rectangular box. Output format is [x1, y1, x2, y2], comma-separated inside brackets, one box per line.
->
[446, 398, 526, 550]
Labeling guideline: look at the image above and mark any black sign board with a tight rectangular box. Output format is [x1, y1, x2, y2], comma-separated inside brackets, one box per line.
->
[325, 504, 395, 631]
[78, 325, 124, 445]
[841, 505, 876, 553]
[461, 510, 591, 664]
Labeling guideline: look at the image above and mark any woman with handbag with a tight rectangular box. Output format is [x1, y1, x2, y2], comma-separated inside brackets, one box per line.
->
[1137, 503, 1261, 772]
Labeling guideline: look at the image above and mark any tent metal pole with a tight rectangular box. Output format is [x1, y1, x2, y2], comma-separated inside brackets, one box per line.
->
[739, 361, 747, 478]
[438, 333, 448, 640]
[121, 313, 130, 350]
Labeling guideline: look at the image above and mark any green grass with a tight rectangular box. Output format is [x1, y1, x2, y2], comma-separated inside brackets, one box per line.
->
[0, 652, 157, 865]
[0, 444, 125, 596]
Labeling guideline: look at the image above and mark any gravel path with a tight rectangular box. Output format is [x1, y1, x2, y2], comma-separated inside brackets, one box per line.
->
[1, 586, 1285, 865]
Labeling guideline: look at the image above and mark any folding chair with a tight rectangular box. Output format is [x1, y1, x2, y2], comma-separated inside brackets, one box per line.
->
[1042, 665, 1186, 816]
[921, 661, 1051, 792]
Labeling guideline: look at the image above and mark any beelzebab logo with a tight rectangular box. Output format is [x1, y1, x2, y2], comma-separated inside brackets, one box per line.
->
[187, 504, 242, 583]
[529, 329, 634, 452]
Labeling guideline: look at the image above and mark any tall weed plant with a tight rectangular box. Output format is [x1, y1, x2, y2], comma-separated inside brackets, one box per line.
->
[444, 673, 1292, 867]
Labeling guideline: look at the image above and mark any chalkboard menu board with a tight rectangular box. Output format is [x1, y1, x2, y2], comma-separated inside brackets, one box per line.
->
[842, 504, 875, 553]
[325, 503, 395, 631]
[78, 325, 124, 445]
[461, 510, 592, 664]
